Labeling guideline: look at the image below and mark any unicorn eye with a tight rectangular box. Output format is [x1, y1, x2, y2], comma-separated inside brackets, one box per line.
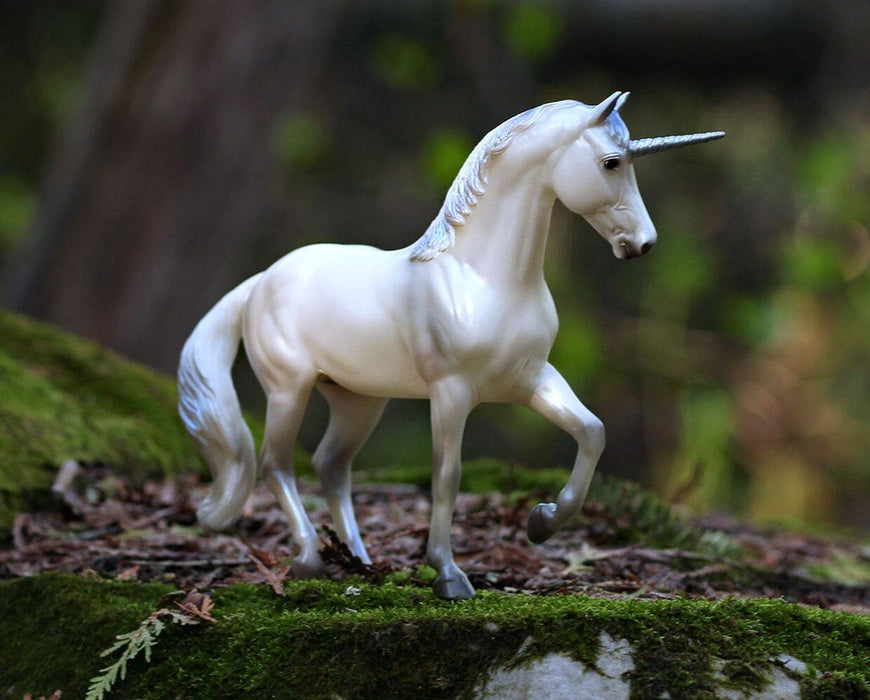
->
[603, 157, 621, 171]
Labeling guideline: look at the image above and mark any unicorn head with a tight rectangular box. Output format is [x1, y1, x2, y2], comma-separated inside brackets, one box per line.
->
[548, 92, 724, 259]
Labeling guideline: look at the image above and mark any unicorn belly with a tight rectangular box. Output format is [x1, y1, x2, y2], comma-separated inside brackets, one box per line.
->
[242, 243, 558, 403]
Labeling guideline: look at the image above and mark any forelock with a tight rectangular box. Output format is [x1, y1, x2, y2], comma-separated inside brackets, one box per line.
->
[603, 112, 630, 150]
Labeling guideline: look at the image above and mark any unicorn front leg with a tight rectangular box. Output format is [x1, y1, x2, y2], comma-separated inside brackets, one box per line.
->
[520, 363, 606, 543]
[427, 377, 477, 600]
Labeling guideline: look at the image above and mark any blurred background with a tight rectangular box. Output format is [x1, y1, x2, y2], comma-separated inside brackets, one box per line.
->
[1, 1, 867, 529]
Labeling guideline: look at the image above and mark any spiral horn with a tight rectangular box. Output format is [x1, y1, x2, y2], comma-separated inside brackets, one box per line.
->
[629, 131, 725, 157]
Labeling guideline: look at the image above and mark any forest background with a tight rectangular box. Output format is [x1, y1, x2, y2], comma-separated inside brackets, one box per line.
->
[0, 0, 866, 530]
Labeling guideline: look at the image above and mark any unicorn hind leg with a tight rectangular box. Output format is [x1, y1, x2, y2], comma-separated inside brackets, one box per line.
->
[260, 379, 323, 578]
[313, 382, 388, 563]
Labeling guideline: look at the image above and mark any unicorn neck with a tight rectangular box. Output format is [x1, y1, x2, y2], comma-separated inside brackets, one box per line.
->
[450, 166, 556, 286]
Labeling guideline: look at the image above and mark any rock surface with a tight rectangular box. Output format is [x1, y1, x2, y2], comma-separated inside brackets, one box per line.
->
[476, 632, 813, 700]
[477, 632, 635, 699]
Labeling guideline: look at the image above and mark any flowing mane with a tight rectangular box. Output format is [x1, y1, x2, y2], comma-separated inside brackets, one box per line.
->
[410, 100, 578, 262]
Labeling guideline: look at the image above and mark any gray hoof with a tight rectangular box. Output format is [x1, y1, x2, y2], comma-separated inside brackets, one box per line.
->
[433, 572, 476, 600]
[291, 553, 325, 579]
[527, 502, 557, 544]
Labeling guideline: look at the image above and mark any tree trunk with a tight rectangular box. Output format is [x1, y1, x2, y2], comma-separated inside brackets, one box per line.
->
[4, 0, 341, 372]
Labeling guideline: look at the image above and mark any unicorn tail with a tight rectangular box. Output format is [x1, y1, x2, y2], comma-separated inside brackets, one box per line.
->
[178, 274, 262, 531]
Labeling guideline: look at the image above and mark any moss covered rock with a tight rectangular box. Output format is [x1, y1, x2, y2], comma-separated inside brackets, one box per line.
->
[1, 574, 867, 698]
[0, 309, 201, 532]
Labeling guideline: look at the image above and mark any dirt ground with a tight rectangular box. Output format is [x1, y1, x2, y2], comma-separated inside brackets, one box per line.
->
[2, 463, 867, 612]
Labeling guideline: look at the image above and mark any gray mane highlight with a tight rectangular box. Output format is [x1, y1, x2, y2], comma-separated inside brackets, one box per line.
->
[410, 101, 577, 262]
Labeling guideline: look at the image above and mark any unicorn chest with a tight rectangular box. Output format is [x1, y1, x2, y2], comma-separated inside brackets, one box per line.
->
[410, 265, 558, 387]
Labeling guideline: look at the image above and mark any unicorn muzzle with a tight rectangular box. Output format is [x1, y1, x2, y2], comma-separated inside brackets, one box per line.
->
[615, 232, 656, 259]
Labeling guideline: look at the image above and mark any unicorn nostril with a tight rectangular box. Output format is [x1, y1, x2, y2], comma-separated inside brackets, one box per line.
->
[641, 241, 654, 255]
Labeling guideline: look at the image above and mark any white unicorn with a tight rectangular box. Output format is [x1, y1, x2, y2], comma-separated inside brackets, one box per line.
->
[178, 92, 723, 599]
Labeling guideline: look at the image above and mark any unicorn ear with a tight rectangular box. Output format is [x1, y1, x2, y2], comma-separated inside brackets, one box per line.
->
[615, 92, 630, 112]
[588, 91, 623, 125]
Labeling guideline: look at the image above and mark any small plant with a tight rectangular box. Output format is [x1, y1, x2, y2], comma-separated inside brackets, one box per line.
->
[584, 476, 742, 558]
[85, 590, 216, 700]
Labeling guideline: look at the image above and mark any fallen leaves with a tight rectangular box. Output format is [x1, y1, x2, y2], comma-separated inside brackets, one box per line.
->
[175, 589, 218, 624]
[1, 463, 867, 611]
[247, 545, 290, 597]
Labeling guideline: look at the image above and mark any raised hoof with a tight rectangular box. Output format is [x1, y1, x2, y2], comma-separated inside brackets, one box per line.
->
[291, 553, 325, 580]
[433, 573, 476, 600]
[527, 502, 557, 544]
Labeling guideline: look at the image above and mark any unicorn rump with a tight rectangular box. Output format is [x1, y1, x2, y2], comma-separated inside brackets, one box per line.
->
[178, 92, 724, 599]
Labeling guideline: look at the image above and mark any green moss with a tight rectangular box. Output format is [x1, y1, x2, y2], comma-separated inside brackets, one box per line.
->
[718, 659, 771, 694]
[0, 310, 204, 531]
[1, 574, 867, 699]
[0, 573, 170, 697]
[804, 671, 870, 700]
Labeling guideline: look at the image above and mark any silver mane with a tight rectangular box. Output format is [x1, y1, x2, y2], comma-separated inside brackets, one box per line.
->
[410, 101, 577, 262]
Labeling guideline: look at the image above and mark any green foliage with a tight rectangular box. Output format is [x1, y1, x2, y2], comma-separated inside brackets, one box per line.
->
[797, 130, 870, 223]
[583, 475, 741, 558]
[0, 175, 36, 249]
[0, 2, 103, 255]
[644, 225, 716, 319]
[1, 574, 164, 697]
[371, 34, 441, 91]
[501, 4, 563, 62]
[420, 128, 475, 190]
[546, 308, 605, 384]
[782, 236, 844, 291]
[720, 294, 783, 345]
[670, 389, 744, 512]
[357, 456, 571, 494]
[273, 113, 332, 173]
[806, 550, 870, 588]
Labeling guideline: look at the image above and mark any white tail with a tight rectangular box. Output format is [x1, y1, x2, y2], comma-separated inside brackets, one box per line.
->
[178, 274, 262, 530]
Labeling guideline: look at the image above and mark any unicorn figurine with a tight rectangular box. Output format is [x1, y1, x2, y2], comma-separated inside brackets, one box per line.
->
[179, 92, 723, 599]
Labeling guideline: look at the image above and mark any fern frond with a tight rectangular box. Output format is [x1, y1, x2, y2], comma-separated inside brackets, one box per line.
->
[85, 591, 215, 700]
[86, 614, 166, 700]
